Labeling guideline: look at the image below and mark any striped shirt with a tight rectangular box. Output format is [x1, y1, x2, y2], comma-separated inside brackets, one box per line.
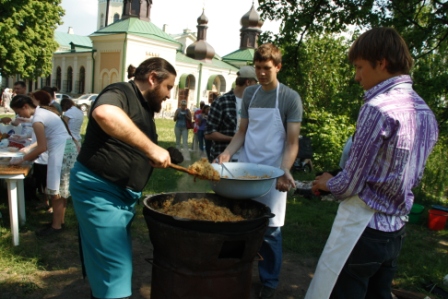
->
[328, 75, 439, 232]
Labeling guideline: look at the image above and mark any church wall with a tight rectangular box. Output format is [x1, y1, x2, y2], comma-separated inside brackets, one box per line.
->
[125, 35, 178, 72]
[91, 35, 125, 92]
[52, 53, 93, 95]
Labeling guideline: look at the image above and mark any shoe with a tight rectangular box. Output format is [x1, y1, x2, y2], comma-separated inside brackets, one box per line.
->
[46, 222, 65, 229]
[35, 226, 63, 237]
[259, 286, 276, 299]
[35, 202, 50, 210]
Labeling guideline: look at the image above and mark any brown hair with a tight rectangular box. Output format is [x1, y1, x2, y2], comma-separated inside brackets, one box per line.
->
[10, 95, 36, 109]
[348, 27, 413, 74]
[41, 86, 55, 98]
[60, 98, 76, 112]
[253, 43, 282, 66]
[127, 64, 136, 79]
[31, 90, 52, 106]
[131, 57, 177, 84]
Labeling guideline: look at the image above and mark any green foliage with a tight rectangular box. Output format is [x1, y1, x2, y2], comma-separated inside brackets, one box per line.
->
[415, 135, 448, 203]
[257, 0, 448, 197]
[260, 34, 362, 170]
[306, 111, 355, 171]
[0, 0, 64, 79]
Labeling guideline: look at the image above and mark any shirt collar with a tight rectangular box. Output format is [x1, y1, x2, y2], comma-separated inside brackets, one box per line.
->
[364, 75, 413, 102]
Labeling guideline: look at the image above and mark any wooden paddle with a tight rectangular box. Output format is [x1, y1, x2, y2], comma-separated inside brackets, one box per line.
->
[169, 163, 220, 181]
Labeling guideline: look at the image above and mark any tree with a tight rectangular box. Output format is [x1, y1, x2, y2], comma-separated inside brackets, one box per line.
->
[258, 0, 448, 56]
[0, 0, 64, 79]
[258, 0, 448, 125]
[268, 33, 361, 169]
[257, 0, 448, 195]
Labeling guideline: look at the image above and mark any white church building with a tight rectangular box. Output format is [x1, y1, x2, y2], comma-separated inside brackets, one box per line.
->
[3, 0, 264, 113]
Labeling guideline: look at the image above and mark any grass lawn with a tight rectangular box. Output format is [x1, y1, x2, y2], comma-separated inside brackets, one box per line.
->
[0, 116, 447, 298]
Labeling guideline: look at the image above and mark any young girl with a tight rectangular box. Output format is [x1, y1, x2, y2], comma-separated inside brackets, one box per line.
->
[61, 98, 84, 144]
[10, 94, 78, 236]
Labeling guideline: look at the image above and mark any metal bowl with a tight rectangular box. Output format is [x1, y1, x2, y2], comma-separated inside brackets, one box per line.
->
[210, 162, 284, 199]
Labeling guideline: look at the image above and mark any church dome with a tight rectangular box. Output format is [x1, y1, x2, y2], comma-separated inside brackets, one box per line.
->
[240, 4, 263, 28]
[186, 40, 215, 61]
[197, 10, 208, 25]
[186, 9, 215, 61]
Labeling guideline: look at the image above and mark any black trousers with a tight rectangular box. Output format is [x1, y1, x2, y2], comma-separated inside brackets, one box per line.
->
[330, 226, 406, 299]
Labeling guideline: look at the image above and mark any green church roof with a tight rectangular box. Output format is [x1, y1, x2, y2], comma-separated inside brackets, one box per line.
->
[54, 32, 93, 53]
[90, 17, 181, 47]
[222, 48, 255, 63]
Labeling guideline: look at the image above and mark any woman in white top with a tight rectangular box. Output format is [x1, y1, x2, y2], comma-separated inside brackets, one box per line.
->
[61, 98, 84, 143]
[9, 93, 78, 237]
[2, 88, 12, 113]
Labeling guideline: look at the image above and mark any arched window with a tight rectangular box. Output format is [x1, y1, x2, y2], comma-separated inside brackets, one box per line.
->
[101, 72, 110, 90]
[66, 67, 73, 93]
[78, 66, 85, 94]
[56, 67, 62, 91]
[111, 72, 118, 84]
[114, 13, 120, 22]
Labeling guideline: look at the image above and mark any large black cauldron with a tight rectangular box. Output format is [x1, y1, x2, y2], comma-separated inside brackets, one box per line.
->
[143, 192, 274, 233]
[142, 192, 274, 299]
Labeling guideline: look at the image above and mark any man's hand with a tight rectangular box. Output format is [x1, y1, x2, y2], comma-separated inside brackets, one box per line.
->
[311, 172, 333, 195]
[276, 169, 296, 192]
[216, 151, 231, 164]
[148, 146, 171, 168]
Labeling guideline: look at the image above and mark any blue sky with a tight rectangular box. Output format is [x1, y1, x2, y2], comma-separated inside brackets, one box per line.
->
[57, 0, 280, 56]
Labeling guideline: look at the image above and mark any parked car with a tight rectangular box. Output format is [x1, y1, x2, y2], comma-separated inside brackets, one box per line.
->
[55, 93, 73, 103]
[73, 94, 98, 113]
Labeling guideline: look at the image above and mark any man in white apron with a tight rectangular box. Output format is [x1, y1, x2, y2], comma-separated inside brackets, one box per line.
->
[307, 28, 439, 299]
[218, 43, 303, 299]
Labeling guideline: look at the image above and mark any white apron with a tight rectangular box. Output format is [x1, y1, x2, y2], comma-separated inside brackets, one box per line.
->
[304, 195, 375, 299]
[238, 85, 287, 227]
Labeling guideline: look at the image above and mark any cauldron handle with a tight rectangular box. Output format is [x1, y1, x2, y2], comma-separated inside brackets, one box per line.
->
[264, 213, 275, 219]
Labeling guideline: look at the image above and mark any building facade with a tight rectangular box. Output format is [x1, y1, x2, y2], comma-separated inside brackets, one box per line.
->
[2, 1, 264, 113]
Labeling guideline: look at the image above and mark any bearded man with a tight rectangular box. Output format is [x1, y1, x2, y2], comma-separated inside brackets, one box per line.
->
[70, 57, 176, 299]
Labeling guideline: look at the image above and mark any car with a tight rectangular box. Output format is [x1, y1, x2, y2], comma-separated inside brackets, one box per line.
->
[55, 93, 73, 103]
[73, 94, 98, 113]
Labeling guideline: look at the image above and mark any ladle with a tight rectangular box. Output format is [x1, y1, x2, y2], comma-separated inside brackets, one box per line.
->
[221, 163, 235, 178]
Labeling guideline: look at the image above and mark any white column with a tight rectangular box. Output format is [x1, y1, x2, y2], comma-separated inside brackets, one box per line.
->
[73, 57, 78, 93]
[61, 57, 66, 92]
[86, 55, 93, 93]
[51, 57, 57, 87]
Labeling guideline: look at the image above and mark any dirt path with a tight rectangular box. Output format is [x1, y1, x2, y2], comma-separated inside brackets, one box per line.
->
[2, 235, 315, 299]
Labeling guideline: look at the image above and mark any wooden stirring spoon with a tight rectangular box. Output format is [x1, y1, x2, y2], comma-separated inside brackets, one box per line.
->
[169, 163, 220, 181]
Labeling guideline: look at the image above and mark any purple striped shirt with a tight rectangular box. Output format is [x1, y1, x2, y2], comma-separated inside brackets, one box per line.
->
[328, 75, 439, 232]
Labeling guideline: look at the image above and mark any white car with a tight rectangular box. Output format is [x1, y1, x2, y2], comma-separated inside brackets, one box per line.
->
[55, 93, 72, 103]
[73, 94, 98, 113]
